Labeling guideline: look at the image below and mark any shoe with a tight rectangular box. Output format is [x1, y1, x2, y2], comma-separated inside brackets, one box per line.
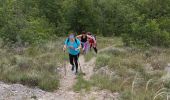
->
[75, 70, 78, 75]
[71, 65, 74, 71]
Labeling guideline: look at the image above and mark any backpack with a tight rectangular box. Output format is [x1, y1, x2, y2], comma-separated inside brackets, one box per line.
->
[66, 38, 78, 45]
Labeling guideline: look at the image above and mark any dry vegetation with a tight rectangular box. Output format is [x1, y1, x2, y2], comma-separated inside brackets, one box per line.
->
[0, 37, 65, 91]
[1, 36, 170, 100]
[93, 46, 170, 100]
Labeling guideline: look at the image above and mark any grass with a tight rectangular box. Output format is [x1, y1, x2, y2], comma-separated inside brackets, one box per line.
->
[73, 37, 124, 93]
[95, 54, 110, 69]
[0, 36, 121, 92]
[91, 74, 122, 92]
[0, 37, 65, 91]
[97, 37, 123, 50]
[1, 35, 170, 99]
[73, 74, 92, 92]
[92, 45, 170, 100]
[84, 37, 123, 62]
[84, 51, 96, 62]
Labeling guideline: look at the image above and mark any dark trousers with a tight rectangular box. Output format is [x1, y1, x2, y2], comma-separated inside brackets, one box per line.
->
[69, 53, 79, 71]
[93, 47, 98, 53]
[90, 44, 98, 53]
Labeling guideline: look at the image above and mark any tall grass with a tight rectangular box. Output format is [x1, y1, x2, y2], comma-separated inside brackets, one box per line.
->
[97, 37, 123, 50]
[84, 51, 95, 62]
[0, 38, 65, 91]
[73, 74, 92, 92]
[84, 37, 123, 62]
[92, 46, 170, 100]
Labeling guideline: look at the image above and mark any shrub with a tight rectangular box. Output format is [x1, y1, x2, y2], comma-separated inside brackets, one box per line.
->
[123, 20, 170, 47]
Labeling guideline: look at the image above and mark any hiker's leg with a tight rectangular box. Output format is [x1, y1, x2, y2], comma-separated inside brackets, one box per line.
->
[69, 54, 74, 70]
[77, 53, 80, 58]
[83, 42, 87, 53]
[81, 42, 85, 49]
[81, 42, 85, 53]
[93, 47, 98, 53]
[84, 42, 90, 53]
[90, 43, 92, 51]
[74, 55, 79, 72]
[81, 43, 84, 49]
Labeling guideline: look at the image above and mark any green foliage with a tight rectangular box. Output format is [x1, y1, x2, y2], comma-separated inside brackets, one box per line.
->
[0, 0, 170, 46]
[125, 19, 170, 47]
[0, 0, 56, 44]
[63, 0, 96, 33]
[121, 0, 170, 47]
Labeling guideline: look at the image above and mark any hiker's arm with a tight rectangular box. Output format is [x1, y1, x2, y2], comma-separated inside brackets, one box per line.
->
[75, 40, 82, 51]
[87, 35, 92, 39]
[77, 45, 81, 50]
[76, 35, 82, 39]
[92, 36, 97, 44]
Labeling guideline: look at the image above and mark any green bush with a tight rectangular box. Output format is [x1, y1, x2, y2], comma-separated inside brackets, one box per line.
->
[0, 0, 56, 45]
[123, 20, 170, 47]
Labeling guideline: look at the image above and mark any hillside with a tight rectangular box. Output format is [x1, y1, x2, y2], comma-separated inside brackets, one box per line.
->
[0, 37, 170, 100]
[0, 0, 170, 99]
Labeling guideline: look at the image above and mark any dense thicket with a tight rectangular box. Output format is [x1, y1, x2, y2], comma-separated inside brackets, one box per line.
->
[0, 0, 170, 47]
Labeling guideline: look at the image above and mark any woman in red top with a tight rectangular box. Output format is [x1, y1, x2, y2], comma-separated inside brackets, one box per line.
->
[77, 31, 96, 54]
[87, 32, 98, 54]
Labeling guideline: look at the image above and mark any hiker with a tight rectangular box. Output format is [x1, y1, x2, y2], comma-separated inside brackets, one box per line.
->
[63, 33, 81, 74]
[76, 31, 96, 53]
[87, 32, 98, 53]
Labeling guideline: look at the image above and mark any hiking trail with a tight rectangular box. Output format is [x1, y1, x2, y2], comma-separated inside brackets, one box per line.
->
[40, 46, 119, 100]
[0, 46, 119, 100]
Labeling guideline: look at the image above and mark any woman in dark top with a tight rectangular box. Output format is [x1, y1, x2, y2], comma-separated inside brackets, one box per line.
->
[76, 31, 96, 53]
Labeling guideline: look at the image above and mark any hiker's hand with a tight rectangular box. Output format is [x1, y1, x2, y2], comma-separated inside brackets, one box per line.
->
[63, 48, 66, 52]
[75, 48, 78, 51]
[75, 48, 80, 51]
[75, 45, 81, 51]
[63, 45, 66, 52]
[69, 46, 74, 50]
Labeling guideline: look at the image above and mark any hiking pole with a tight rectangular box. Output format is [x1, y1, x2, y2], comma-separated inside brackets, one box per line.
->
[77, 55, 86, 75]
[78, 59, 82, 72]
[63, 51, 67, 76]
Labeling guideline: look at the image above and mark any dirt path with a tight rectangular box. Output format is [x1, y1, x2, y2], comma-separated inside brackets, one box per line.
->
[39, 47, 119, 100]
